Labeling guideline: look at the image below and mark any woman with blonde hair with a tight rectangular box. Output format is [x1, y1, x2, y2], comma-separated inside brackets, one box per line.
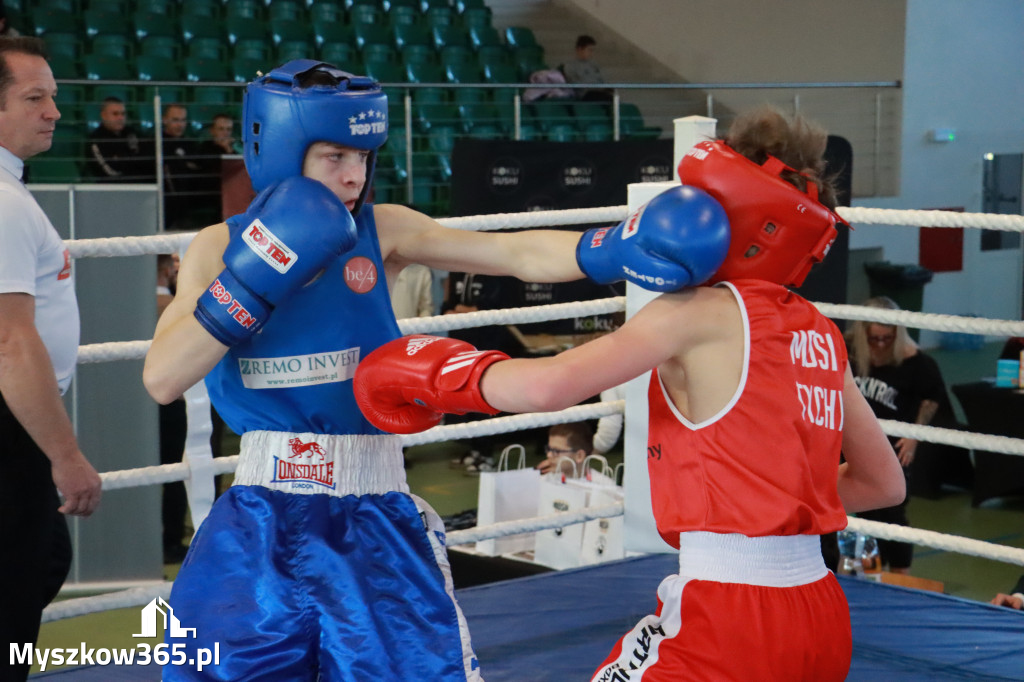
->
[846, 295, 953, 574]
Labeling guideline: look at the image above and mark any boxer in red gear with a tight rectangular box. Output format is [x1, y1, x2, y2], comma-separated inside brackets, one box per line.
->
[355, 105, 906, 681]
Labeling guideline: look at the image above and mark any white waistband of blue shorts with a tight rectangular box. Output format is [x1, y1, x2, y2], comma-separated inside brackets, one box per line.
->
[233, 431, 409, 498]
[677, 532, 827, 588]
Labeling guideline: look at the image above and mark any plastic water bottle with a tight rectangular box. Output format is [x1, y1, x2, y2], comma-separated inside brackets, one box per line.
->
[860, 535, 882, 578]
[837, 530, 861, 576]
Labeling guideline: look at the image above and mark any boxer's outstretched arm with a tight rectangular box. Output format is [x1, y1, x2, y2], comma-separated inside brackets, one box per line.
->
[837, 366, 906, 512]
[143, 225, 232, 404]
[375, 204, 584, 284]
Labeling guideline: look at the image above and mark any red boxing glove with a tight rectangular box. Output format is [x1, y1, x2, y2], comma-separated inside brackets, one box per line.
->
[354, 335, 510, 434]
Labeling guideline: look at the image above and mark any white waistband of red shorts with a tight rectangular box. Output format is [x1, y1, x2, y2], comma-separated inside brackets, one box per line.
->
[233, 430, 409, 498]
[677, 532, 827, 588]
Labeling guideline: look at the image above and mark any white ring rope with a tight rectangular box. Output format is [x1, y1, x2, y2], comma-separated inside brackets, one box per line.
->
[42, 499, 1024, 623]
[48, 204, 1024, 625]
[70, 304, 1024, 364]
[838, 206, 1024, 231]
[62, 205, 1024, 261]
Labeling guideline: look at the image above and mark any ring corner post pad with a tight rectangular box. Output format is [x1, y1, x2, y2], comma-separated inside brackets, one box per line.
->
[673, 115, 718, 181]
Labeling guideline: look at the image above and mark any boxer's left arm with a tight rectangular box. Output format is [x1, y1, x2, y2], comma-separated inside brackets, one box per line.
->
[143, 224, 233, 404]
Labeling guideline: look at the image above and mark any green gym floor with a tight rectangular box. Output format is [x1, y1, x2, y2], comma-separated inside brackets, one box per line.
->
[34, 341, 1024, 674]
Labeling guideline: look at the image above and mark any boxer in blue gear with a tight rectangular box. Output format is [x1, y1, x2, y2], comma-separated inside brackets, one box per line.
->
[143, 59, 726, 681]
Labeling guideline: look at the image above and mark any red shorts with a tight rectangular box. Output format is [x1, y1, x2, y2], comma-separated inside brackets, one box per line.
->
[591, 533, 852, 682]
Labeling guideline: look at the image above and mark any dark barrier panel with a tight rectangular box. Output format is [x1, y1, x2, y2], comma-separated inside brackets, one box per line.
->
[448, 136, 853, 339]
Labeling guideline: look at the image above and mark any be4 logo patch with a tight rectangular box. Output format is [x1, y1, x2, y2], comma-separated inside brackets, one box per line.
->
[344, 256, 377, 294]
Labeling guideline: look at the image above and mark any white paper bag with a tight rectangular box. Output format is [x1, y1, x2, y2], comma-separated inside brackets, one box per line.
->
[533, 463, 590, 569]
[475, 445, 540, 556]
[579, 487, 625, 566]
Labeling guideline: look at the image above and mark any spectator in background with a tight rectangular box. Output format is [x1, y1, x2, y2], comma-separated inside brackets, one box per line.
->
[192, 113, 240, 226]
[156, 253, 189, 564]
[561, 34, 613, 102]
[538, 421, 615, 485]
[86, 97, 152, 183]
[159, 103, 204, 230]
[991, 575, 1024, 610]
[390, 263, 434, 320]
[846, 295, 956, 575]
[0, 2, 21, 37]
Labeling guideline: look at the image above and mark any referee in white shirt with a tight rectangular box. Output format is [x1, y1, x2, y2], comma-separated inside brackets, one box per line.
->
[0, 37, 102, 682]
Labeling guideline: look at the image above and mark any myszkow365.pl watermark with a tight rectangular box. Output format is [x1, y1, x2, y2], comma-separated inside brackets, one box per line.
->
[10, 597, 220, 673]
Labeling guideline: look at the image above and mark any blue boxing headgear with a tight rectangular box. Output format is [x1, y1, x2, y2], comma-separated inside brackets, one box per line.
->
[243, 59, 388, 215]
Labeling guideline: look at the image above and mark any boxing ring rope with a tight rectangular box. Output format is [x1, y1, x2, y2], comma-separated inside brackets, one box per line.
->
[42, 204, 1024, 624]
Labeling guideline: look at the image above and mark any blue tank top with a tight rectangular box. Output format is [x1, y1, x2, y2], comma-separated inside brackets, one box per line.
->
[206, 205, 401, 435]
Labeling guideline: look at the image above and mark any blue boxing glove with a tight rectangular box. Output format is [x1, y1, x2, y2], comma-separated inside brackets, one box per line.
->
[194, 176, 357, 346]
[576, 185, 730, 292]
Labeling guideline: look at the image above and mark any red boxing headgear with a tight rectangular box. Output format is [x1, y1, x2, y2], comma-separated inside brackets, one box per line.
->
[678, 140, 843, 288]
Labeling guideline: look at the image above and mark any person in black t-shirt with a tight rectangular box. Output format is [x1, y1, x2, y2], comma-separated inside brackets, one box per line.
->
[86, 97, 154, 183]
[846, 295, 956, 574]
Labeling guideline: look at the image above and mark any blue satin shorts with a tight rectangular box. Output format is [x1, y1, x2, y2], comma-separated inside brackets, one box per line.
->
[164, 484, 481, 681]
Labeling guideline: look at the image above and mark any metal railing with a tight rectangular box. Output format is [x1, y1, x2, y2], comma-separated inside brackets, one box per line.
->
[46, 78, 902, 219]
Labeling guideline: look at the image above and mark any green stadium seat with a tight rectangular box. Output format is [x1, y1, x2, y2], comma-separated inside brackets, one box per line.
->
[451, 87, 486, 105]
[133, 12, 178, 41]
[546, 123, 578, 142]
[445, 62, 480, 84]
[49, 54, 82, 80]
[188, 38, 228, 62]
[476, 45, 510, 70]
[313, 22, 354, 50]
[355, 23, 392, 50]
[226, 16, 268, 45]
[412, 87, 458, 132]
[82, 53, 133, 80]
[383, 0, 419, 11]
[363, 60, 405, 85]
[224, 0, 263, 20]
[136, 54, 183, 81]
[570, 101, 612, 129]
[32, 9, 80, 36]
[349, 4, 383, 25]
[268, 0, 307, 23]
[27, 126, 83, 183]
[504, 26, 538, 48]
[455, 0, 486, 12]
[527, 100, 576, 133]
[440, 45, 474, 68]
[88, 0, 130, 14]
[273, 20, 314, 47]
[387, 5, 419, 27]
[393, 23, 432, 50]
[619, 102, 663, 139]
[89, 34, 134, 62]
[54, 84, 87, 125]
[83, 10, 130, 39]
[180, 0, 221, 17]
[432, 25, 470, 50]
[457, 101, 502, 135]
[138, 35, 180, 60]
[135, 0, 177, 17]
[320, 42, 359, 66]
[362, 42, 398, 65]
[230, 58, 265, 83]
[278, 40, 316, 62]
[42, 32, 80, 59]
[424, 6, 455, 29]
[406, 61, 444, 84]
[468, 25, 501, 50]
[181, 15, 224, 42]
[582, 122, 613, 142]
[184, 56, 232, 82]
[310, 2, 346, 33]
[482, 61, 518, 84]
[402, 44, 437, 66]
[234, 38, 272, 62]
[460, 7, 492, 29]
[420, 0, 450, 12]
